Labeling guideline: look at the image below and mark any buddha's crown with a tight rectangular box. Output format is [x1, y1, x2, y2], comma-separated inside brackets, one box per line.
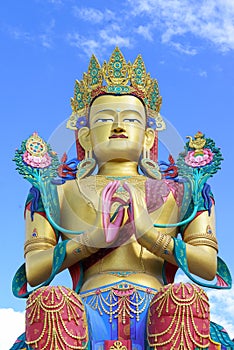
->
[67, 47, 165, 131]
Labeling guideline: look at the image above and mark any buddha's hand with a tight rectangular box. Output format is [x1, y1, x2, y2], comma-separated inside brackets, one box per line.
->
[76, 181, 123, 249]
[102, 180, 126, 244]
[123, 182, 153, 241]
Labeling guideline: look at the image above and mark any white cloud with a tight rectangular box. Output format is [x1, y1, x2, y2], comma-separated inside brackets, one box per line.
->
[68, 6, 132, 57]
[208, 287, 234, 338]
[39, 33, 53, 48]
[0, 308, 25, 350]
[199, 70, 208, 78]
[7, 19, 55, 49]
[135, 25, 153, 42]
[69, 1, 234, 57]
[48, 0, 63, 4]
[73, 7, 116, 24]
[127, 0, 234, 53]
[99, 29, 131, 48]
[128, 0, 153, 14]
[66, 33, 100, 57]
[8, 28, 33, 42]
[73, 7, 104, 23]
[7, 1, 234, 57]
[170, 42, 198, 56]
[39, 19, 56, 49]
[66, 27, 132, 59]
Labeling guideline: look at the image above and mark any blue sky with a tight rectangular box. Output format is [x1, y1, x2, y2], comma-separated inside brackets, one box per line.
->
[1, 0, 234, 348]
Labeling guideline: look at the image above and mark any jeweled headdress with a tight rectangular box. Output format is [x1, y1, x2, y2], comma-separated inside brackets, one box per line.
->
[67, 47, 165, 132]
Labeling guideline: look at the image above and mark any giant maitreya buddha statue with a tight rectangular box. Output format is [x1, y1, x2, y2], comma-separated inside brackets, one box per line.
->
[11, 48, 234, 350]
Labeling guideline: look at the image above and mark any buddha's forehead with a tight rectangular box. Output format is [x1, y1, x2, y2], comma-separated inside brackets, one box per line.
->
[90, 94, 146, 113]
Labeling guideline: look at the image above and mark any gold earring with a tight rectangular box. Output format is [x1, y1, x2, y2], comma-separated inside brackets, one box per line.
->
[140, 148, 161, 180]
[76, 148, 96, 179]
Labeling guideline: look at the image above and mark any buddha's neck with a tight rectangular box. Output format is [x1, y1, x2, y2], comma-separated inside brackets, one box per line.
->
[98, 161, 139, 177]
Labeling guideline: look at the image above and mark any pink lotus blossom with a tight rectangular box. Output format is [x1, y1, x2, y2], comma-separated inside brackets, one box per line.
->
[23, 151, 52, 168]
[185, 148, 213, 168]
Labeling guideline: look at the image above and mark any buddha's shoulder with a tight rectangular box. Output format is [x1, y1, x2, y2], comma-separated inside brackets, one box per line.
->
[56, 178, 81, 202]
[56, 176, 101, 201]
[57, 176, 96, 188]
[57, 178, 77, 191]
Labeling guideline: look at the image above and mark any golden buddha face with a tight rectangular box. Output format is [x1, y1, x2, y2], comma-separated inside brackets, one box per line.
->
[78, 95, 155, 166]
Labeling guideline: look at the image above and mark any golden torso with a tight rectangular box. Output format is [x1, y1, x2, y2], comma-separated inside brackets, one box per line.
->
[24, 95, 218, 294]
[58, 175, 179, 292]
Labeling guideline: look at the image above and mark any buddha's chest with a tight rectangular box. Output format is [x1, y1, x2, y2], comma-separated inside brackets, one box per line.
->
[58, 176, 182, 233]
[60, 176, 145, 220]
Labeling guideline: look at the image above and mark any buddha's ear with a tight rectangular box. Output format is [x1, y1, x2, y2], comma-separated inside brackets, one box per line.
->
[78, 127, 92, 151]
[144, 128, 155, 150]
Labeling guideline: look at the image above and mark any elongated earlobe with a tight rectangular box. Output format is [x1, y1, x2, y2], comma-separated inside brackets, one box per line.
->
[140, 128, 161, 179]
[77, 127, 96, 178]
[144, 128, 155, 152]
[78, 127, 92, 156]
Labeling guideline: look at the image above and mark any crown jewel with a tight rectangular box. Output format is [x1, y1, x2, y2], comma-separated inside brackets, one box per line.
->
[67, 47, 165, 131]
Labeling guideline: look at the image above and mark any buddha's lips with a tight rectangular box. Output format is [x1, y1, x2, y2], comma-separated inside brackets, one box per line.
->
[109, 134, 128, 139]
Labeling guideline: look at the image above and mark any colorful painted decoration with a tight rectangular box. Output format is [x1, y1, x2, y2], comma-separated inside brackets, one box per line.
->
[31, 229, 38, 238]
[67, 47, 166, 132]
[13, 132, 60, 189]
[185, 148, 214, 167]
[11, 48, 234, 350]
[177, 132, 223, 211]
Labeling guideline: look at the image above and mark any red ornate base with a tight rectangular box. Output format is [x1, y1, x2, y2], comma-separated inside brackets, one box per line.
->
[21, 283, 232, 350]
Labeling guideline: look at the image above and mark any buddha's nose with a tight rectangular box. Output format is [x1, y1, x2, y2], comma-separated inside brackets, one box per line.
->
[112, 125, 126, 133]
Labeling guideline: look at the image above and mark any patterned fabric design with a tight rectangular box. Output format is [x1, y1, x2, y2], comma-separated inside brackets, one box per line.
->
[147, 283, 210, 349]
[145, 178, 184, 213]
[25, 286, 88, 350]
[80, 281, 156, 350]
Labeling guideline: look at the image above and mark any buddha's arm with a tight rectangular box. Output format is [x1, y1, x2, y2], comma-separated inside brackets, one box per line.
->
[181, 205, 217, 280]
[137, 205, 217, 281]
[127, 181, 218, 281]
[24, 210, 99, 287]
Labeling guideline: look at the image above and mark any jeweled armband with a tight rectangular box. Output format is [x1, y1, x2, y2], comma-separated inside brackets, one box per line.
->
[184, 233, 218, 252]
[24, 237, 57, 256]
[151, 232, 172, 257]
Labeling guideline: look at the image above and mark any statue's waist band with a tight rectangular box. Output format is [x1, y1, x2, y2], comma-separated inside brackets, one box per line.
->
[80, 280, 157, 323]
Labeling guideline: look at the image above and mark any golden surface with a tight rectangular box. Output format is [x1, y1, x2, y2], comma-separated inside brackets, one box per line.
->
[79, 95, 155, 171]
[25, 94, 217, 290]
[187, 131, 206, 154]
[109, 341, 127, 350]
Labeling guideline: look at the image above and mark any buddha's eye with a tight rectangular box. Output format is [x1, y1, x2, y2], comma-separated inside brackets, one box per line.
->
[123, 118, 142, 124]
[94, 118, 114, 123]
